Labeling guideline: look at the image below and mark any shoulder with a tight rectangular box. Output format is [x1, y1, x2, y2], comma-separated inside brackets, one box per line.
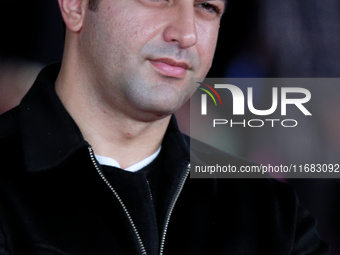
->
[187, 177, 328, 253]
[0, 107, 20, 140]
[0, 107, 21, 155]
[0, 107, 24, 174]
[185, 135, 298, 219]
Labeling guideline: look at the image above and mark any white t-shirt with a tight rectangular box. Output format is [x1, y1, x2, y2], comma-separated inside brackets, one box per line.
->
[95, 146, 162, 172]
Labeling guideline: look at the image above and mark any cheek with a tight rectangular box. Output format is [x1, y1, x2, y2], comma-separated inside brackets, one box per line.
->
[198, 22, 219, 55]
[197, 29, 219, 72]
[113, 6, 163, 41]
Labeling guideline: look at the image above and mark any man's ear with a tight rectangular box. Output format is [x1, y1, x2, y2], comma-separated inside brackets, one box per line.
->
[58, 0, 87, 33]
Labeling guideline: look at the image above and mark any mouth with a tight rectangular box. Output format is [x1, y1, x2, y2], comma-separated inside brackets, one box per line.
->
[149, 58, 191, 79]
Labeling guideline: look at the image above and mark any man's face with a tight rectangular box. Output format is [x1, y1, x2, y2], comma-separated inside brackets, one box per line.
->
[80, 0, 225, 119]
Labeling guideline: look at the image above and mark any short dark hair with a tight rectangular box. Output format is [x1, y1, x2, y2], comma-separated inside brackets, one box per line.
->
[88, 0, 100, 11]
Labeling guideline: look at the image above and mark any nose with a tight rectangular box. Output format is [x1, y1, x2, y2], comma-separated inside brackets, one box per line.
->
[163, 5, 198, 49]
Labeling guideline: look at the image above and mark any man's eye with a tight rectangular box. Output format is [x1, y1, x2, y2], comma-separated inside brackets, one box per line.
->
[198, 2, 221, 15]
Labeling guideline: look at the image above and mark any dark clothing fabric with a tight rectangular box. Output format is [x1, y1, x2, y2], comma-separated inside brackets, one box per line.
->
[0, 64, 328, 254]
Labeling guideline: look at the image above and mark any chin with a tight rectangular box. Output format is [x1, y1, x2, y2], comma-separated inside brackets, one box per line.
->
[146, 104, 180, 116]
[134, 101, 183, 120]
[128, 84, 190, 117]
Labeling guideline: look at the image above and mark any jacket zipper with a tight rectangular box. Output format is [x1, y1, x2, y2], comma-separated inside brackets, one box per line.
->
[88, 146, 190, 255]
[159, 163, 190, 255]
[88, 147, 147, 255]
[146, 179, 154, 201]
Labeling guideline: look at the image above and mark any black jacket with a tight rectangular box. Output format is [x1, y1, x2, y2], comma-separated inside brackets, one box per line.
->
[0, 64, 328, 254]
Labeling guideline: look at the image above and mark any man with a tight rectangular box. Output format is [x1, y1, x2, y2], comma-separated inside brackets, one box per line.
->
[0, 0, 328, 254]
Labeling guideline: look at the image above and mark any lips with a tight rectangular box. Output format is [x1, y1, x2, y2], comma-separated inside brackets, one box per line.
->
[149, 58, 190, 79]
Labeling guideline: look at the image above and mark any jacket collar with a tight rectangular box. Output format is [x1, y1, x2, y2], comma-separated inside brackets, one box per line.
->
[19, 63, 190, 173]
[20, 64, 88, 173]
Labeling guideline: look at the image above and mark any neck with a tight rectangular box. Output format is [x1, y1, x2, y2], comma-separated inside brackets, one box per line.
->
[79, 111, 170, 169]
[55, 45, 171, 169]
